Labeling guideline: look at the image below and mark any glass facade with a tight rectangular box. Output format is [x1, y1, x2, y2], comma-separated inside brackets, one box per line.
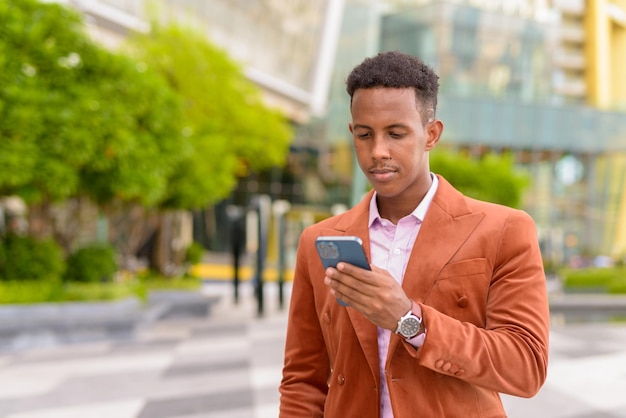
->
[325, 0, 626, 261]
[97, 0, 329, 95]
[90, 0, 341, 135]
[168, 0, 328, 93]
[436, 96, 626, 152]
[381, 3, 558, 103]
[84, 0, 626, 260]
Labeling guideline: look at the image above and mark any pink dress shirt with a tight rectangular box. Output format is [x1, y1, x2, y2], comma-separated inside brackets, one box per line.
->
[368, 174, 438, 418]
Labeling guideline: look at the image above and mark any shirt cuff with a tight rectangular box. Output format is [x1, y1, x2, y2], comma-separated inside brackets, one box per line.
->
[406, 330, 426, 347]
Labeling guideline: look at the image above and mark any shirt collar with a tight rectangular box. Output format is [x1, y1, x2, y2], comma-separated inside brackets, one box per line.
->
[368, 173, 439, 227]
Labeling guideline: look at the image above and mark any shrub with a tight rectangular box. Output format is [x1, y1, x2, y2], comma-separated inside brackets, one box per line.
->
[0, 279, 144, 303]
[61, 281, 144, 301]
[561, 267, 626, 294]
[609, 277, 626, 294]
[0, 234, 65, 280]
[0, 278, 64, 303]
[64, 243, 118, 283]
[185, 241, 205, 265]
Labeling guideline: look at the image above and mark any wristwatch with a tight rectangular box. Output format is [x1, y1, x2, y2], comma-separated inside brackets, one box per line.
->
[395, 309, 422, 339]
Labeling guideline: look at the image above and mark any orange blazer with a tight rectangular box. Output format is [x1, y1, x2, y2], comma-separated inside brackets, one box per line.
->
[279, 175, 549, 418]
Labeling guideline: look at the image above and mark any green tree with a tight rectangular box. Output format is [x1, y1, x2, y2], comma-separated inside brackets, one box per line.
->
[126, 23, 293, 209]
[123, 23, 293, 274]
[0, 0, 189, 259]
[0, 0, 185, 207]
[0, 0, 188, 259]
[430, 149, 529, 208]
[1, 1, 293, 275]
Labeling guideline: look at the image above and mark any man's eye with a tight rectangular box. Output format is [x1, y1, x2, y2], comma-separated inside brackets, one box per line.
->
[356, 132, 372, 138]
[389, 132, 405, 139]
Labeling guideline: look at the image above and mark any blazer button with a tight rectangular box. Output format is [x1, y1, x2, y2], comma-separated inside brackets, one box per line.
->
[337, 374, 346, 385]
[442, 362, 452, 372]
[457, 296, 469, 308]
[435, 360, 444, 369]
[455, 369, 466, 377]
[324, 312, 331, 324]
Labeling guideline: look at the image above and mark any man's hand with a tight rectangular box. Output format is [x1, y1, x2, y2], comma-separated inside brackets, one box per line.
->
[324, 262, 419, 330]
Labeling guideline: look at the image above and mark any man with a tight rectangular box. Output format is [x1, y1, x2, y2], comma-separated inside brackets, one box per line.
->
[279, 51, 549, 417]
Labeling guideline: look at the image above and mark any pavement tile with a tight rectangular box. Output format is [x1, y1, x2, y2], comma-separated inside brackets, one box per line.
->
[1, 281, 626, 418]
[137, 390, 254, 418]
[163, 358, 249, 378]
[4, 399, 145, 418]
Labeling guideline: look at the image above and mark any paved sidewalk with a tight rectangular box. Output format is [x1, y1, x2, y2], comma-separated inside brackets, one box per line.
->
[0, 282, 287, 418]
[1, 281, 626, 417]
[503, 319, 626, 418]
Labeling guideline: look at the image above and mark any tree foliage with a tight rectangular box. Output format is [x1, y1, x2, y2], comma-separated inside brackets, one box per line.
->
[126, 24, 293, 208]
[430, 149, 529, 208]
[0, 0, 185, 207]
[1, 0, 294, 275]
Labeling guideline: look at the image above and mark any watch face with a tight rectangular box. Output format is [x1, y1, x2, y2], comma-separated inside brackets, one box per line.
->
[400, 317, 420, 337]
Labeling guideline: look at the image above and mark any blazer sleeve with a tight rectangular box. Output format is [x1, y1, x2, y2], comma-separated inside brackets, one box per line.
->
[279, 228, 329, 417]
[411, 209, 549, 397]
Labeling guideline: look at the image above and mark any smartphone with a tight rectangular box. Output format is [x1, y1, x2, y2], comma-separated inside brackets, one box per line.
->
[315, 236, 370, 306]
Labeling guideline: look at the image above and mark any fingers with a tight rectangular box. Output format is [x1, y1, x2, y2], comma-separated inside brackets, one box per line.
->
[335, 262, 375, 284]
[324, 263, 385, 310]
[323, 263, 412, 330]
[323, 266, 361, 300]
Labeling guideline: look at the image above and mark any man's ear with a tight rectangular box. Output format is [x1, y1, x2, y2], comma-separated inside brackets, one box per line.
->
[348, 122, 354, 134]
[425, 119, 443, 151]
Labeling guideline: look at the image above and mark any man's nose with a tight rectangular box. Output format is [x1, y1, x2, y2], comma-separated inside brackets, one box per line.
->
[371, 137, 391, 161]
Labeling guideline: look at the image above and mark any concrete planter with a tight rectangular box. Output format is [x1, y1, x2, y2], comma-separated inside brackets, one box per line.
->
[0, 290, 220, 352]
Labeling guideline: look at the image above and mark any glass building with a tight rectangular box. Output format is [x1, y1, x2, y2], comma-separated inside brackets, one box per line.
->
[76, 0, 341, 123]
[325, 0, 626, 265]
[69, 0, 626, 263]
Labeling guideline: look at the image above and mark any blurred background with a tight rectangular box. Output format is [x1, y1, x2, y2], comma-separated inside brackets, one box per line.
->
[2, 1, 626, 416]
[4, 0, 626, 282]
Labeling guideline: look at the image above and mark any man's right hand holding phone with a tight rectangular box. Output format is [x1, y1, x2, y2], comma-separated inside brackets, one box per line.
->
[324, 262, 419, 333]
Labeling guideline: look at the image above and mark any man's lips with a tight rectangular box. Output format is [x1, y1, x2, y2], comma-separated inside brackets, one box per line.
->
[368, 167, 397, 181]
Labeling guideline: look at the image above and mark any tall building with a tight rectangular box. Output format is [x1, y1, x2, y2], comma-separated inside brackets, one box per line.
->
[69, 0, 343, 123]
[551, 0, 626, 259]
[577, 0, 626, 258]
[65, 0, 626, 262]
[325, 0, 626, 265]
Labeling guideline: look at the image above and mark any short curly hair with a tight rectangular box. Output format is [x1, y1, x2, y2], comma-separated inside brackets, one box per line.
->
[346, 51, 440, 122]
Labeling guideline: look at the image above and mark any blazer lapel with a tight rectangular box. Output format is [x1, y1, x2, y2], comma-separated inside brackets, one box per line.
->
[403, 177, 485, 300]
[388, 176, 485, 356]
[321, 191, 381, 383]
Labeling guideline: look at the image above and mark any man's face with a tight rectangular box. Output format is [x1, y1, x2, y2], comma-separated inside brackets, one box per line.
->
[349, 87, 441, 202]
